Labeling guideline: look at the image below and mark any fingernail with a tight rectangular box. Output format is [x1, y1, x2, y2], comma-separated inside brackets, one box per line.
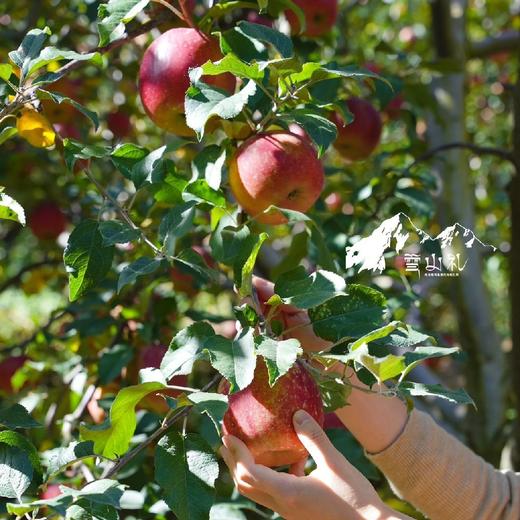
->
[293, 410, 309, 426]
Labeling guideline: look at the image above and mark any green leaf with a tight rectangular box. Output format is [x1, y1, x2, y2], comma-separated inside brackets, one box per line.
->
[375, 326, 435, 350]
[9, 27, 51, 76]
[256, 337, 302, 386]
[183, 179, 226, 208]
[0, 404, 41, 430]
[0, 126, 17, 145]
[99, 344, 134, 385]
[271, 230, 308, 279]
[278, 109, 337, 156]
[236, 21, 293, 58]
[29, 47, 99, 77]
[189, 392, 228, 434]
[66, 502, 119, 520]
[97, 0, 151, 46]
[0, 191, 25, 225]
[398, 382, 475, 406]
[40, 89, 99, 129]
[7, 494, 72, 516]
[185, 77, 257, 139]
[117, 256, 163, 293]
[44, 441, 96, 477]
[0, 63, 13, 82]
[309, 285, 387, 342]
[0, 430, 42, 477]
[98, 221, 140, 246]
[174, 248, 218, 285]
[347, 343, 405, 382]
[318, 378, 350, 412]
[235, 232, 268, 298]
[206, 328, 256, 392]
[80, 382, 165, 458]
[161, 322, 216, 379]
[209, 214, 250, 265]
[192, 145, 227, 191]
[275, 267, 345, 309]
[348, 322, 402, 352]
[131, 144, 168, 188]
[199, 53, 264, 81]
[63, 139, 109, 171]
[63, 479, 125, 507]
[400, 346, 460, 380]
[155, 432, 219, 520]
[64, 220, 115, 301]
[0, 444, 33, 499]
[210, 503, 248, 520]
[159, 201, 197, 255]
[110, 142, 148, 179]
[308, 221, 337, 271]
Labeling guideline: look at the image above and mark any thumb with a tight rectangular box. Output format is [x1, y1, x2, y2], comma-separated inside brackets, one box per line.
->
[293, 410, 337, 468]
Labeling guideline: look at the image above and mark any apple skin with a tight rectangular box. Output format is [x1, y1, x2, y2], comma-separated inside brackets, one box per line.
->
[229, 131, 324, 225]
[28, 202, 68, 240]
[219, 359, 324, 467]
[330, 98, 383, 161]
[0, 355, 28, 393]
[285, 0, 338, 37]
[139, 28, 235, 135]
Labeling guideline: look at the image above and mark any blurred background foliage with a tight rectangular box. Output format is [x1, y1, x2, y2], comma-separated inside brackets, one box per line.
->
[0, 0, 518, 518]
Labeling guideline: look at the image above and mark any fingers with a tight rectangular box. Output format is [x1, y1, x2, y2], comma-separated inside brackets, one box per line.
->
[220, 445, 278, 511]
[293, 410, 338, 468]
[289, 457, 307, 476]
[221, 435, 299, 496]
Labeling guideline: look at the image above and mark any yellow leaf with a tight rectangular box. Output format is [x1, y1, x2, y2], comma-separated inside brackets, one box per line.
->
[17, 109, 55, 148]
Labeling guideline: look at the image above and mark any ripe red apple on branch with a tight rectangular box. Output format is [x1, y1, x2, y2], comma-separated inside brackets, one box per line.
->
[286, 0, 339, 37]
[139, 28, 235, 136]
[330, 98, 383, 161]
[219, 359, 324, 467]
[0, 355, 28, 393]
[229, 131, 325, 225]
[28, 202, 68, 240]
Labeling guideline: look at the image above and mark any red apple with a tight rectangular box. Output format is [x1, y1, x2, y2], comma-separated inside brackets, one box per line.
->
[285, 0, 338, 37]
[220, 359, 324, 467]
[107, 110, 132, 139]
[288, 123, 313, 146]
[330, 98, 382, 161]
[229, 131, 324, 225]
[139, 28, 235, 135]
[40, 484, 62, 500]
[53, 123, 81, 140]
[28, 202, 68, 240]
[0, 355, 28, 393]
[384, 94, 404, 120]
[139, 344, 189, 413]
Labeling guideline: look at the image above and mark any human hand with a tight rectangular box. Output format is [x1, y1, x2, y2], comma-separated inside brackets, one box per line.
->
[220, 409, 409, 520]
[251, 276, 331, 353]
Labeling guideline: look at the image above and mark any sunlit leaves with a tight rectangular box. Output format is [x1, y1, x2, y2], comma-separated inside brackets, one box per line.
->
[0, 444, 33, 499]
[16, 108, 55, 148]
[97, 0, 150, 46]
[0, 190, 25, 225]
[9, 27, 51, 77]
[256, 336, 302, 386]
[80, 382, 165, 458]
[117, 256, 163, 293]
[398, 382, 475, 406]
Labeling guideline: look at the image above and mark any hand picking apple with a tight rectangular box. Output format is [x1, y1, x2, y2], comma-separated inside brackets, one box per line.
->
[220, 410, 411, 520]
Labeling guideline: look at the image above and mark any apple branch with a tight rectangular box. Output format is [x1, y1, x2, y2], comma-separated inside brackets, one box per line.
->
[467, 31, 520, 59]
[406, 141, 517, 172]
[101, 372, 222, 479]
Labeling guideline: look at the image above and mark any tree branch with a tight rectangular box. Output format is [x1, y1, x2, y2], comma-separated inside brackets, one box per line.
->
[407, 141, 516, 171]
[101, 372, 222, 479]
[468, 31, 520, 59]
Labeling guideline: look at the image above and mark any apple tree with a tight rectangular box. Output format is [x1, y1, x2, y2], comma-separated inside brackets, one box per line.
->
[0, 0, 517, 518]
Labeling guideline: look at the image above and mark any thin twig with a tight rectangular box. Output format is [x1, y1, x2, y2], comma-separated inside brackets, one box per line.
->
[101, 372, 222, 479]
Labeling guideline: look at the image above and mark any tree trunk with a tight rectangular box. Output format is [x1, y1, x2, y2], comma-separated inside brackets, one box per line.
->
[428, 0, 505, 462]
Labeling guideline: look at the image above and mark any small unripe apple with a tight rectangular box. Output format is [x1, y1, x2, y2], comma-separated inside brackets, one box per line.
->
[0, 355, 28, 393]
[330, 98, 382, 161]
[220, 359, 324, 467]
[139, 28, 235, 135]
[285, 0, 338, 37]
[229, 131, 324, 225]
[28, 202, 68, 240]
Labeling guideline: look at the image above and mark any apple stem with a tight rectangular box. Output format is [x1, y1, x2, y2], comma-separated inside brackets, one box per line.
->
[178, 0, 197, 31]
[151, 0, 184, 21]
